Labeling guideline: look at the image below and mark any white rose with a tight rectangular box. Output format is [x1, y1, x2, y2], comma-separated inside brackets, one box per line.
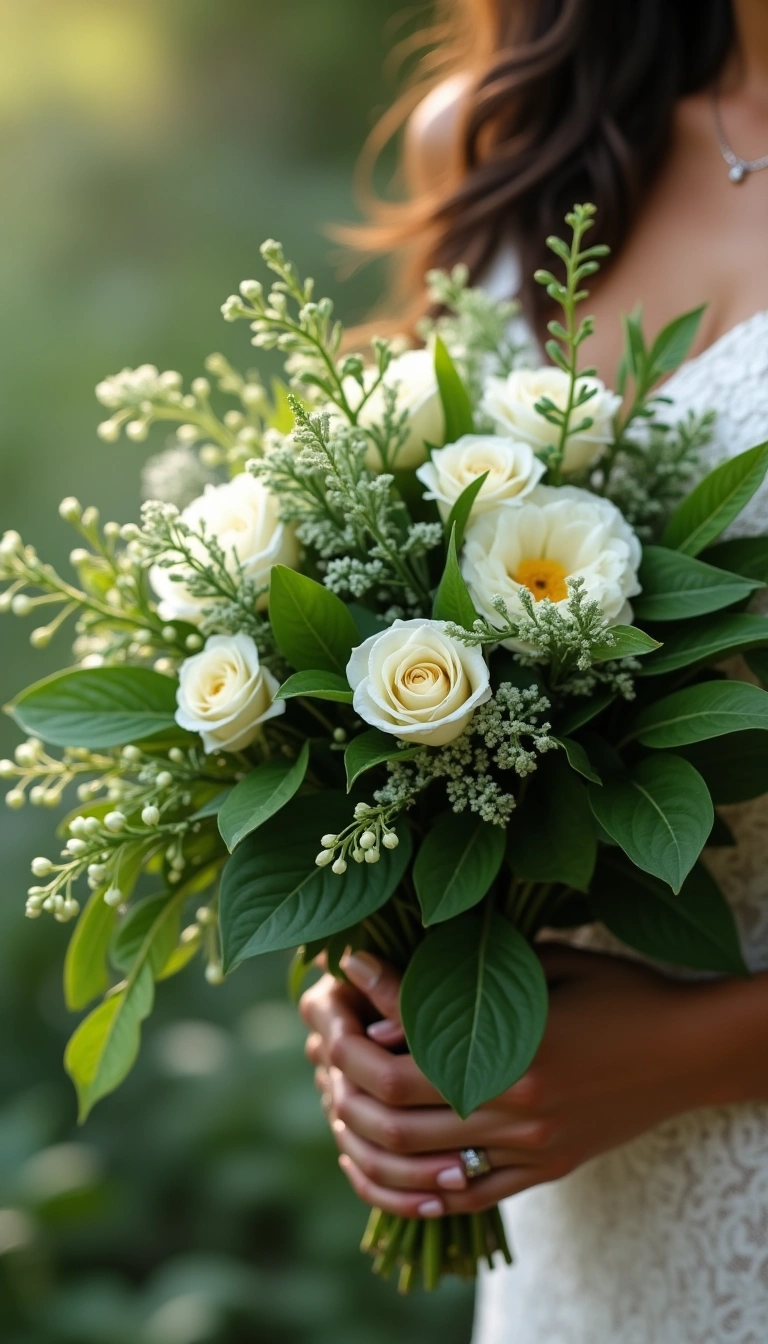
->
[415, 434, 545, 521]
[150, 473, 298, 624]
[481, 367, 622, 473]
[359, 349, 445, 471]
[347, 618, 491, 747]
[461, 485, 642, 650]
[175, 633, 284, 753]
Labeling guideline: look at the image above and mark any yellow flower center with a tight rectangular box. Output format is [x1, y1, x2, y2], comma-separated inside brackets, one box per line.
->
[514, 557, 569, 602]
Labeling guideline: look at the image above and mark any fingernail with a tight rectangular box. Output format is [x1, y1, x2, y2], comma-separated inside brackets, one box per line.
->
[417, 1199, 444, 1217]
[436, 1165, 467, 1190]
[340, 949, 381, 991]
[332, 1118, 345, 1136]
[367, 1019, 401, 1042]
[338, 1155, 352, 1173]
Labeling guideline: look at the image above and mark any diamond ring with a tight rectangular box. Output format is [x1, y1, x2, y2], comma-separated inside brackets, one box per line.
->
[459, 1147, 492, 1180]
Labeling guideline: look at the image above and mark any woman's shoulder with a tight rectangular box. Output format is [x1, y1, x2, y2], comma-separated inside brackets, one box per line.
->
[404, 72, 471, 193]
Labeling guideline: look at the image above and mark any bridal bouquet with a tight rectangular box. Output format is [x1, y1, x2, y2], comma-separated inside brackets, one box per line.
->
[4, 203, 768, 1292]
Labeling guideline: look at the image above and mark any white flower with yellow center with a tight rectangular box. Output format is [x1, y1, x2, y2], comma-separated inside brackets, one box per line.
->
[357, 348, 445, 471]
[150, 472, 298, 623]
[346, 619, 491, 747]
[481, 367, 622, 474]
[461, 485, 641, 648]
[416, 434, 545, 521]
[175, 633, 284, 753]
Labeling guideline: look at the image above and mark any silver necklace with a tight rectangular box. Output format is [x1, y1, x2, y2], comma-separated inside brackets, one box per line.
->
[712, 90, 768, 183]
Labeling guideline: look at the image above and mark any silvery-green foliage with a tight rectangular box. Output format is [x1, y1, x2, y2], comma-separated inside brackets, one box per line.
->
[599, 410, 714, 539]
[417, 263, 532, 398]
[374, 683, 555, 827]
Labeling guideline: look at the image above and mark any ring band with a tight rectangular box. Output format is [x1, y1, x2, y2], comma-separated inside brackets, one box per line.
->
[460, 1147, 491, 1180]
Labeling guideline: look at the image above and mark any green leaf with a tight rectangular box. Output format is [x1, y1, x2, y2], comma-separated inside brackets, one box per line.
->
[554, 735, 602, 784]
[64, 889, 118, 1012]
[413, 811, 506, 925]
[218, 743, 310, 851]
[400, 911, 548, 1118]
[432, 524, 478, 627]
[65, 888, 185, 1119]
[189, 788, 232, 820]
[274, 670, 353, 704]
[344, 728, 421, 791]
[590, 854, 747, 976]
[9, 666, 178, 749]
[443, 472, 489, 552]
[588, 754, 712, 893]
[347, 604, 386, 641]
[661, 441, 768, 555]
[269, 566, 359, 675]
[703, 535, 768, 585]
[633, 546, 762, 622]
[506, 753, 596, 890]
[638, 613, 768, 677]
[556, 690, 615, 736]
[677, 730, 768, 804]
[647, 304, 706, 377]
[590, 625, 661, 661]
[219, 794, 412, 968]
[111, 894, 181, 975]
[433, 335, 474, 442]
[631, 680, 768, 748]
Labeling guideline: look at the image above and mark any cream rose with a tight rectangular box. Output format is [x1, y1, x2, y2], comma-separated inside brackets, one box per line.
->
[415, 434, 545, 521]
[359, 349, 445, 471]
[150, 473, 298, 624]
[481, 367, 622, 474]
[175, 633, 284, 753]
[347, 618, 491, 747]
[461, 485, 641, 650]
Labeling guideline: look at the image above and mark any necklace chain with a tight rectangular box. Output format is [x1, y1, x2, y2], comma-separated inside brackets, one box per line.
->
[712, 90, 768, 183]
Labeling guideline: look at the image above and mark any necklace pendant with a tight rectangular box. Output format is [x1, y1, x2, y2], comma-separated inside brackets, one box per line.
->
[729, 161, 747, 183]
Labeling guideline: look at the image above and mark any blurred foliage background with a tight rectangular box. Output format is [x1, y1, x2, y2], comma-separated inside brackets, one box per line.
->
[0, 2, 474, 1340]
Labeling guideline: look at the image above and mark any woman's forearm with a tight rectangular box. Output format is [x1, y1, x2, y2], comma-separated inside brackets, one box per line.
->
[682, 971, 768, 1108]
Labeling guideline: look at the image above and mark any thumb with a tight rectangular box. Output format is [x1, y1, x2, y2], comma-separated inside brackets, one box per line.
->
[339, 949, 402, 1027]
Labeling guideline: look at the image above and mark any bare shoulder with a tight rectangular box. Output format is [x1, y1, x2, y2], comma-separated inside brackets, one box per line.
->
[403, 72, 471, 193]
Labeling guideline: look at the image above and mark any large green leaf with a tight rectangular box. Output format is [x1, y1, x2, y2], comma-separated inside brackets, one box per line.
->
[554, 735, 602, 784]
[432, 524, 478, 628]
[633, 546, 762, 622]
[590, 626, 661, 661]
[218, 744, 310, 851]
[588, 754, 712, 893]
[63, 889, 118, 1012]
[219, 794, 412, 968]
[433, 336, 474, 442]
[400, 911, 548, 1118]
[678, 730, 768, 804]
[638, 613, 768, 677]
[269, 566, 359, 675]
[273, 670, 353, 704]
[590, 854, 747, 976]
[65, 888, 185, 1120]
[506, 752, 596, 890]
[661, 441, 768, 555]
[631, 680, 768, 748]
[413, 811, 506, 925]
[344, 728, 421, 791]
[703, 535, 768, 585]
[9, 666, 178, 748]
[111, 893, 181, 975]
[556, 690, 616, 735]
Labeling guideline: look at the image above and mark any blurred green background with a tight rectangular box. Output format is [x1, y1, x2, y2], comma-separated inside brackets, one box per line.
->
[0, 2, 474, 1340]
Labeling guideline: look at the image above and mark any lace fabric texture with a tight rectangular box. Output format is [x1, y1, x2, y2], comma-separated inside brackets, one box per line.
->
[473, 309, 768, 1343]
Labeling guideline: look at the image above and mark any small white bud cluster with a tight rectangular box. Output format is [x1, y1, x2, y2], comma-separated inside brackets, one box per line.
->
[314, 803, 401, 877]
[95, 365, 184, 443]
[26, 886, 79, 922]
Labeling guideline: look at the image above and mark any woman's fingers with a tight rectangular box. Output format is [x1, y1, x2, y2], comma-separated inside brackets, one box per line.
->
[333, 1120, 528, 1193]
[339, 950, 403, 1026]
[338, 1154, 539, 1218]
[332, 1078, 499, 1153]
[327, 1032, 443, 1106]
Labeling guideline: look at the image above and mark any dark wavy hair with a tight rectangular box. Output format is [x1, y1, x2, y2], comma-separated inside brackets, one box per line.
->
[350, 0, 734, 324]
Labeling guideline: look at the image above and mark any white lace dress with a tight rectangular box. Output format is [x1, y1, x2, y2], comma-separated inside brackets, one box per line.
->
[473, 307, 768, 1344]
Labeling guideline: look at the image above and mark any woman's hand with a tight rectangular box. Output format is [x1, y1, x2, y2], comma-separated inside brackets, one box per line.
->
[301, 944, 768, 1218]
